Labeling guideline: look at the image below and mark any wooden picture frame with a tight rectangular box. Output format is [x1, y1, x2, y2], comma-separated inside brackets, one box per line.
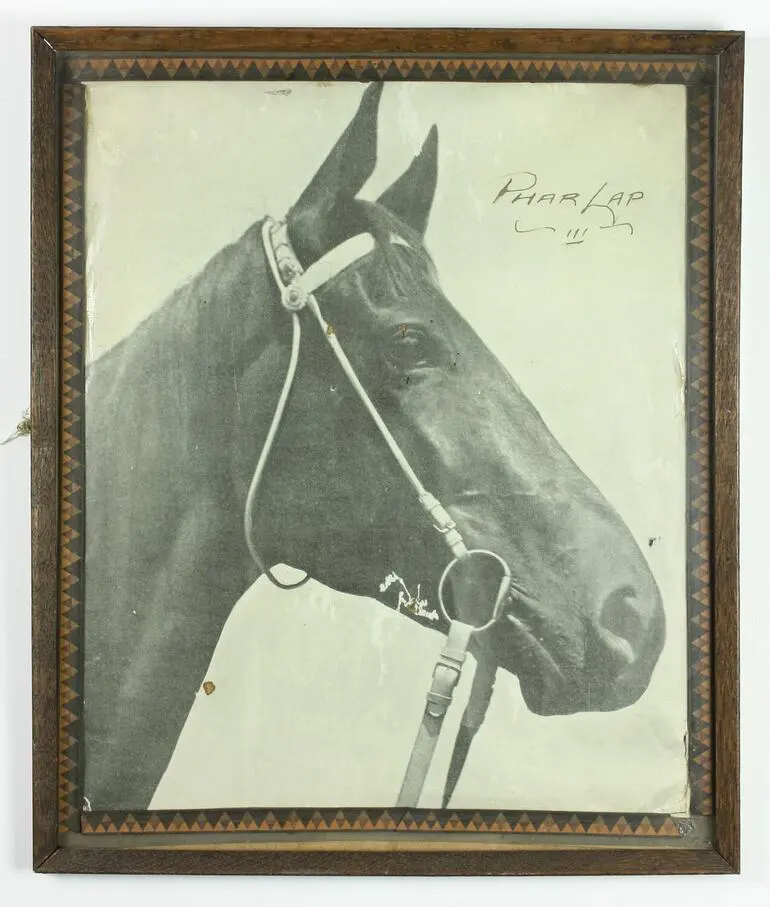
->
[30, 27, 742, 875]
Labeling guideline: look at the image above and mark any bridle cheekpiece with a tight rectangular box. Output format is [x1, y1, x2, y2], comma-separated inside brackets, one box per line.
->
[245, 215, 514, 808]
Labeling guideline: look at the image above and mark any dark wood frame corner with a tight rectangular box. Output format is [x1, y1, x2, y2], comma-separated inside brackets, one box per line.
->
[30, 26, 743, 876]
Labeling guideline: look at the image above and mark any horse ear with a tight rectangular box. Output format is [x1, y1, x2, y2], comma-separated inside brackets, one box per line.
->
[377, 125, 438, 236]
[292, 82, 382, 216]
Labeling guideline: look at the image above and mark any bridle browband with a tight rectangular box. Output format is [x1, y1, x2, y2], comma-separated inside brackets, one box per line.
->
[245, 215, 513, 808]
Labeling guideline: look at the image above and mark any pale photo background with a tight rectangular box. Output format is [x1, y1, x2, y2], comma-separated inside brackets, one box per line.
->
[84, 80, 688, 813]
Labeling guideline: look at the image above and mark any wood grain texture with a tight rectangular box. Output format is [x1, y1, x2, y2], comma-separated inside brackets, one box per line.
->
[712, 35, 744, 874]
[33, 26, 741, 56]
[36, 845, 732, 876]
[30, 28, 60, 870]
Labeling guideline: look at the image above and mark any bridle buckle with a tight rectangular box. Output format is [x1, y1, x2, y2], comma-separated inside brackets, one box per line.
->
[282, 283, 308, 312]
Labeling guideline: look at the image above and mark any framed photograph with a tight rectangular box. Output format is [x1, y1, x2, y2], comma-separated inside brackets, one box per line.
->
[30, 27, 742, 875]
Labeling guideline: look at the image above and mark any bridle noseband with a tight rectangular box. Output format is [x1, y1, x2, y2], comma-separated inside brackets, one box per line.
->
[245, 216, 514, 808]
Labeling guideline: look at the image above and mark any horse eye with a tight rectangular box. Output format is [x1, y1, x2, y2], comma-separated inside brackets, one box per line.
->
[386, 325, 434, 372]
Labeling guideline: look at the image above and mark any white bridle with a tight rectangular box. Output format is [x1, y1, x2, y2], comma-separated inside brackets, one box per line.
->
[245, 216, 513, 808]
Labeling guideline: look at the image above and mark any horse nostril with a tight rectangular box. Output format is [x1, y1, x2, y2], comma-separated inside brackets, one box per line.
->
[596, 586, 644, 667]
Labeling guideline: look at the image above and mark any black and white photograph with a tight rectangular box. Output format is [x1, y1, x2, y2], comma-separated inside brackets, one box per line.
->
[81, 78, 689, 815]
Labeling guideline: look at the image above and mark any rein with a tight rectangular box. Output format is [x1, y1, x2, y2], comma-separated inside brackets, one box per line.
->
[245, 216, 513, 808]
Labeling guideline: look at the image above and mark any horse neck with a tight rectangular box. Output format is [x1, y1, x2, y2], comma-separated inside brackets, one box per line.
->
[90, 218, 278, 453]
[156, 219, 277, 384]
[83, 220, 280, 807]
[84, 217, 282, 600]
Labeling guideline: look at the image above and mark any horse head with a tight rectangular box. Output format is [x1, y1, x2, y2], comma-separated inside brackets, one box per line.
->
[244, 82, 666, 718]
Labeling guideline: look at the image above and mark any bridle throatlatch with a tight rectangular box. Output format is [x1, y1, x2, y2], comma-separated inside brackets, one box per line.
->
[247, 216, 513, 808]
